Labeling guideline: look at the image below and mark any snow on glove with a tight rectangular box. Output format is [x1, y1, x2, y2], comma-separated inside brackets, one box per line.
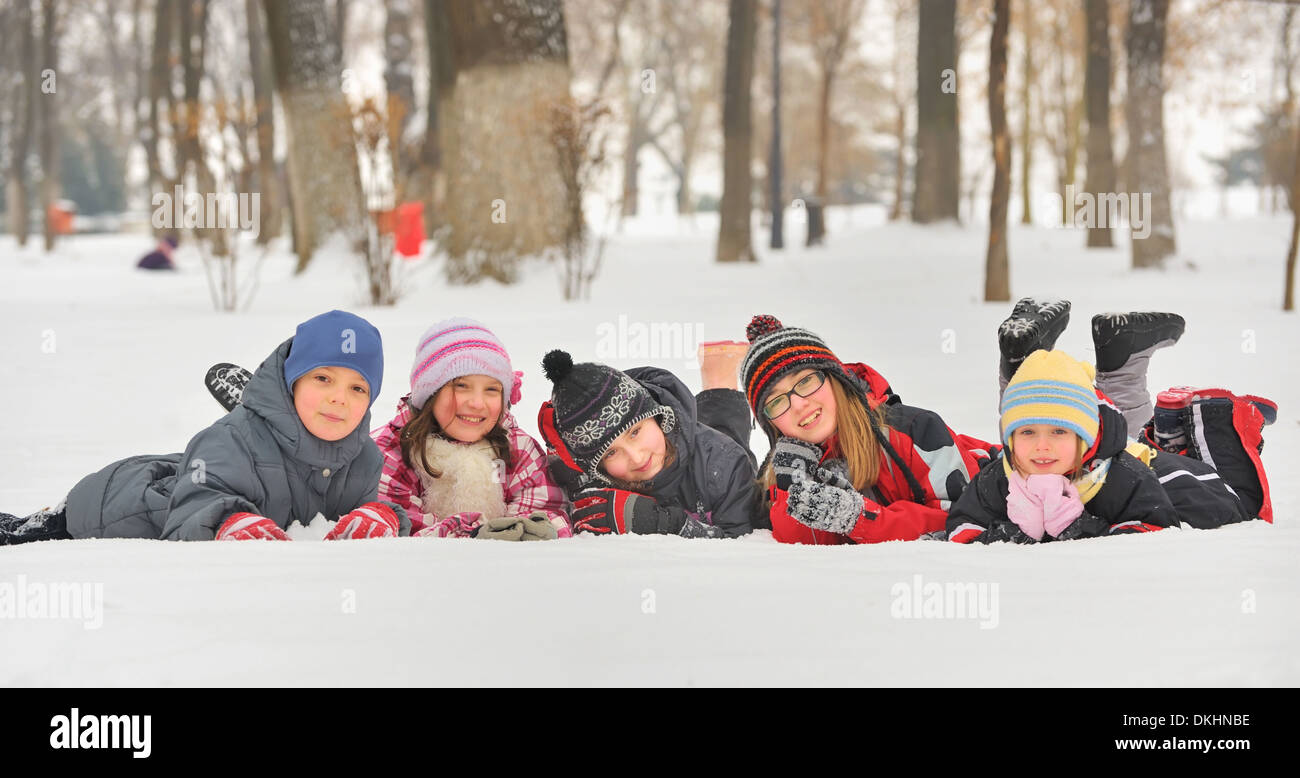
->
[476, 515, 527, 541]
[325, 502, 401, 540]
[1027, 474, 1086, 538]
[812, 457, 855, 490]
[520, 511, 559, 541]
[679, 511, 726, 539]
[1005, 470, 1046, 541]
[216, 512, 291, 541]
[772, 437, 825, 492]
[784, 467, 864, 534]
[571, 489, 662, 535]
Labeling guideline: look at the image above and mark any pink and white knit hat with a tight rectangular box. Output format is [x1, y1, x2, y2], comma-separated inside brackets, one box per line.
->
[409, 318, 523, 410]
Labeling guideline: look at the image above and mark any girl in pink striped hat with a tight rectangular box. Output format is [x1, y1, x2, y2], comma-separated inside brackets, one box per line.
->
[371, 318, 571, 540]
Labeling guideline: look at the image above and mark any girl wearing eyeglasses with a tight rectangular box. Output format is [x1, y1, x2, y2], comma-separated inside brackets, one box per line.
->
[740, 315, 996, 545]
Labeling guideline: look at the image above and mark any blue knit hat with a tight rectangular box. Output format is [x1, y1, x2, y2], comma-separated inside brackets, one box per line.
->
[283, 310, 384, 405]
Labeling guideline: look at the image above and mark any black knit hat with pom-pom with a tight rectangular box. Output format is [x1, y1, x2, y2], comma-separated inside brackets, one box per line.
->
[739, 315, 860, 440]
[540, 349, 676, 481]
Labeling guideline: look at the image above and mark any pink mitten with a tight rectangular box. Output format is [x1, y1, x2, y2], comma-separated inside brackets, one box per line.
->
[1005, 470, 1046, 541]
[425, 511, 484, 538]
[1026, 474, 1086, 538]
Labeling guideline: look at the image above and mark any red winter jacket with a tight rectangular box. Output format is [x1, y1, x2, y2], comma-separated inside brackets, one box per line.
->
[767, 363, 996, 545]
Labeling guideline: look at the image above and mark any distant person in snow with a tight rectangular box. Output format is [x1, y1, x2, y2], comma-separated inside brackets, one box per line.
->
[137, 234, 179, 271]
[741, 315, 996, 546]
[537, 346, 762, 539]
[370, 318, 571, 541]
[945, 301, 1276, 544]
[0, 310, 409, 544]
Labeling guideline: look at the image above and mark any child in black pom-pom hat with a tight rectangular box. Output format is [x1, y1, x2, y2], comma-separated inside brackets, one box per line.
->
[537, 349, 761, 538]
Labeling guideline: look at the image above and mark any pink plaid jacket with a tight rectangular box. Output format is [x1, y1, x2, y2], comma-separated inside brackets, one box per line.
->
[371, 397, 572, 538]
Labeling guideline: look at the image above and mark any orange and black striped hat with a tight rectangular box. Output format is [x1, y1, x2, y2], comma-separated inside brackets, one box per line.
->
[740, 315, 861, 435]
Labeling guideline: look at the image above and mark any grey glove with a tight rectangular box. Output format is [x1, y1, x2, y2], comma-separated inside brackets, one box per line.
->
[476, 512, 559, 541]
[476, 515, 526, 541]
[785, 465, 864, 534]
[772, 437, 824, 491]
[813, 457, 855, 490]
[520, 511, 559, 541]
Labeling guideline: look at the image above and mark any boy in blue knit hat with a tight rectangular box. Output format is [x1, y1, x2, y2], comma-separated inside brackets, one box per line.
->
[1, 310, 409, 543]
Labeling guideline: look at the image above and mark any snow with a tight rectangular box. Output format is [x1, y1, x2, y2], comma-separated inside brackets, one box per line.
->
[2, 204, 1298, 686]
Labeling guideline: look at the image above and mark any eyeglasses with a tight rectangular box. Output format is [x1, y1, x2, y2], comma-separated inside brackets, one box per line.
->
[762, 371, 827, 419]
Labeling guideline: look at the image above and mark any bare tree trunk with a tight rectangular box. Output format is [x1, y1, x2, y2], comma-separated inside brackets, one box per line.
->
[263, 0, 365, 272]
[1125, 0, 1175, 268]
[6, 0, 37, 247]
[133, 0, 147, 127]
[332, 0, 350, 59]
[385, 0, 417, 201]
[176, 0, 203, 182]
[1054, 14, 1082, 227]
[888, 0, 913, 222]
[246, 0, 281, 244]
[415, 0, 455, 233]
[912, 0, 959, 223]
[96, 0, 133, 151]
[986, 0, 1012, 302]
[1285, 119, 1300, 311]
[622, 105, 643, 218]
[39, 0, 60, 253]
[179, 0, 231, 257]
[145, 0, 173, 200]
[815, 68, 833, 202]
[717, 0, 757, 263]
[1019, 0, 1033, 225]
[890, 105, 906, 221]
[679, 152, 695, 215]
[1084, 0, 1116, 247]
[440, 0, 574, 283]
[770, 0, 784, 247]
[385, 0, 417, 127]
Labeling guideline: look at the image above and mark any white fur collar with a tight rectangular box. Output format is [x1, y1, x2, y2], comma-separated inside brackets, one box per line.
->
[417, 436, 508, 521]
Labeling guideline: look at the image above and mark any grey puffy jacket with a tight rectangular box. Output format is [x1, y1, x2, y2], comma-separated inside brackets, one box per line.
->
[64, 338, 407, 540]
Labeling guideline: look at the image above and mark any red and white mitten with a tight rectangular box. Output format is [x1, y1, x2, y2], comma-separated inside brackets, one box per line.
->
[325, 502, 401, 540]
[216, 512, 291, 541]
[418, 511, 484, 538]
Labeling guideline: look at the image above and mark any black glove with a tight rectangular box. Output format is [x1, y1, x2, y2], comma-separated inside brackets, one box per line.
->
[571, 488, 682, 535]
[771, 437, 824, 491]
[678, 512, 727, 539]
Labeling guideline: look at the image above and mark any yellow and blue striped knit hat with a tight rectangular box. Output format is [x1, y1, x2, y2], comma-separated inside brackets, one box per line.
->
[1000, 349, 1099, 449]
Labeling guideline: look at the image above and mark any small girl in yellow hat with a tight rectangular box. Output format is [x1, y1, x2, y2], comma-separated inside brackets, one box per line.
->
[947, 349, 1252, 544]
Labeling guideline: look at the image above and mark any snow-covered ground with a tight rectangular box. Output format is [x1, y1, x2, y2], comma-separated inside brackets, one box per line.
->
[2, 205, 1297, 686]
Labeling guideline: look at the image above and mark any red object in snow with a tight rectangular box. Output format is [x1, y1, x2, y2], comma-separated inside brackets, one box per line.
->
[47, 200, 77, 235]
[395, 201, 425, 258]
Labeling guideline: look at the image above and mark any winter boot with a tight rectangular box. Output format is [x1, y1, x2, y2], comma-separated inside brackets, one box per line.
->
[1140, 389, 1277, 522]
[998, 298, 1072, 393]
[0, 502, 71, 545]
[205, 363, 254, 412]
[1092, 312, 1185, 436]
